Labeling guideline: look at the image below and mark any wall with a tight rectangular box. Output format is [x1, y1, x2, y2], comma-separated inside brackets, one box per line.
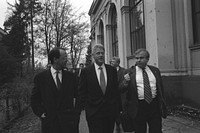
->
[163, 75, 200, 108]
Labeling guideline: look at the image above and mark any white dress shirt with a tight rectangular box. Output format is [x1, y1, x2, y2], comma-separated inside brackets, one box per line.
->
[136, 66, 157, 100]
[94, 63, 107, 86]
[50, 67, 62, 86]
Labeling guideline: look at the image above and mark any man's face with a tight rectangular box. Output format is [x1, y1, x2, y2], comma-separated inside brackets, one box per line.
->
[110, 59, 118, 67]
[135, 51, 149, 69]
[55, 49, 68, 69]
[93, 48, 105, 66]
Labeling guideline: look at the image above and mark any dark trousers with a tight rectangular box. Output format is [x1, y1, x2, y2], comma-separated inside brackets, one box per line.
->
[134, 99, 162, 133]
[41, 117, 79, 133]
[41, 117, 60, 133]
[87, 116, 115, 133]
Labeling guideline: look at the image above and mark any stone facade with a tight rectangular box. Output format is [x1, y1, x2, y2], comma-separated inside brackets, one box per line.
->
[88, 0, 200, 107]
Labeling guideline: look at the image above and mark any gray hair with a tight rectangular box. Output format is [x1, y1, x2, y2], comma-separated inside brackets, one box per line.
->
[134, 48, 150, 59]
[92, 44, 105, 54]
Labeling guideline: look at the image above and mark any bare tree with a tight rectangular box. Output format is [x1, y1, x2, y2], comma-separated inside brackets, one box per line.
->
[35, 0, 90, 68]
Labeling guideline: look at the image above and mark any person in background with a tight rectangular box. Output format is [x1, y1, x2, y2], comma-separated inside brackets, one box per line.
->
[78, 44, 120, 133]
[120, 48, 167, 133]
[110, 56, 125, 133]
[110, 56, 125, 85]
[31, 47, 81, 133]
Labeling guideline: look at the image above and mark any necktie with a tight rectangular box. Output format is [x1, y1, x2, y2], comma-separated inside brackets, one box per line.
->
[99, 67, 106, 94]
[142, 69, 152, 104]
[56, 71, 61, 90]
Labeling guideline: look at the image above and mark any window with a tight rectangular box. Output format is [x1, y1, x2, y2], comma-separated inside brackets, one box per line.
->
[192, 0, 200, 45]
[111, 7, 118, 57]
[130, 0, 145, 54]
[99, 20, 104, 45]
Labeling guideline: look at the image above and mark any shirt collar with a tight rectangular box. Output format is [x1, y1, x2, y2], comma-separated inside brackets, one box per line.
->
[94, 63, 105, 70]
[136, 65, 149, 71]
[116, 66, 119, 71]
[51, 66, 62, 74]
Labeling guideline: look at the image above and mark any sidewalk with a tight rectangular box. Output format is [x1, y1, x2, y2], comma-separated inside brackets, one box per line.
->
[2, 109, 200, 133]
[80, 110, 200, 133]
[162, 115, 200, 133]
[112, 115, 200, 133]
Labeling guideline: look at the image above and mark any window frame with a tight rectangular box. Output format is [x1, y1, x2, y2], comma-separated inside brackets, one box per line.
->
[191, 0, 200, 46]
[111, 7, 118, 57]
[129, 0, 146, 55]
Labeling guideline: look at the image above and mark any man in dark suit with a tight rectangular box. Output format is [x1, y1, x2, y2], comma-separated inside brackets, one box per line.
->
[120, 48, 167, 133]
[31, 47, 80, 133]
[76, 63, 84, 81]
[110, 56, 125, 132]
[110, 57, 125, 84]
[78, 44, 120, 133]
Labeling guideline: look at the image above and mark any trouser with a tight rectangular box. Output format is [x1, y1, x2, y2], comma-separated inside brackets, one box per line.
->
[134, 98, 162, 133]
[87, 115, 116, 133]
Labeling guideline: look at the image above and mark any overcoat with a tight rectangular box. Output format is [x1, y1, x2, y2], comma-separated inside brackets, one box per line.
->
[31, 69, 80, 133]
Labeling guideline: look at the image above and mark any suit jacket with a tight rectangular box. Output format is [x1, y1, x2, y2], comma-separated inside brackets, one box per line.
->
[120, 65, 167, 120]
[31, 69, 80, 133]
[116, 66, 126, 111]
[117, 66, 125, 83]
[78, 64, 120, 120]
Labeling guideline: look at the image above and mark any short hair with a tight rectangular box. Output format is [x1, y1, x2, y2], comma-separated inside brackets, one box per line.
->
[111, 56, 120, 63]
[48, 47, 66, 64]
[134, 48, 150, 59]
[92, 44, 105, 54]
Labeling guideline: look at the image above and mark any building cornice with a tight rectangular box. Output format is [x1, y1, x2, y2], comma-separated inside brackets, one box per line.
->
[121, 6, 129, 15]
[88, 0, 102, 16]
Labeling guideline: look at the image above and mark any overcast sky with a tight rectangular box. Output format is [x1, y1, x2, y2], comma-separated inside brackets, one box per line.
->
[0, 0, 93, 29]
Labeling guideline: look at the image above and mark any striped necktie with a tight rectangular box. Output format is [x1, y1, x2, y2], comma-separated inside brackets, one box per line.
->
[99, 67, 106, 94]
[142, 68, 152, 103]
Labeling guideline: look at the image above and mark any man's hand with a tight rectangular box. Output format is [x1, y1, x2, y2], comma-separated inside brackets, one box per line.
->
[122, 73, 131, 86]
[124, 73, 131, 82]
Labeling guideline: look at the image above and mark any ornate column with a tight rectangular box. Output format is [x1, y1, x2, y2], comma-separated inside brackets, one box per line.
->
[106, 24, 112, 61]
[121, 6, 131, 68]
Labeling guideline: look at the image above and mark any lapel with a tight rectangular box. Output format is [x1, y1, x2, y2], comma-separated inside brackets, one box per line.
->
[129, 66, 138, 92]
[148, 66, 162, 96]
[148, 66, 158, 81]
[104, 64, 110, 94]
[46, 69, 59, 94]
[91, 64, 107, 95]
[57, 70, 67, 107]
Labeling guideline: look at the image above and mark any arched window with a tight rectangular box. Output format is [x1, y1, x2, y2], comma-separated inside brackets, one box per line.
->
[99, 20, 104, 45]
[192, 0, 200, 45]
[111, 6, 118, 57]
[130, 0, 145, 54]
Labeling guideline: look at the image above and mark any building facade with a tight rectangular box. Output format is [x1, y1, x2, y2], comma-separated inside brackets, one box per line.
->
[88, 0, 200, 107]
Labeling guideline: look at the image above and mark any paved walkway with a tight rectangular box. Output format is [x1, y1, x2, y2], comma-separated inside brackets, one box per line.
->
[80, 111, 200, 133]
[162, 115, 200, 133]
[2, 109, 200, 133]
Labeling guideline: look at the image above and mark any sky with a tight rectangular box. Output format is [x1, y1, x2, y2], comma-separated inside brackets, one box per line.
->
[0, 0, 93, 29]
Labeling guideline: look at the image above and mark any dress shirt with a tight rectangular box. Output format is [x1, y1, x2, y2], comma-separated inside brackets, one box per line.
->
[78, 69, 82, 77]
[94, 63, 107, 86]
[136, 66, 157, 100]
[116, 66, 119, 71]
[51, 67, 62, 86]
